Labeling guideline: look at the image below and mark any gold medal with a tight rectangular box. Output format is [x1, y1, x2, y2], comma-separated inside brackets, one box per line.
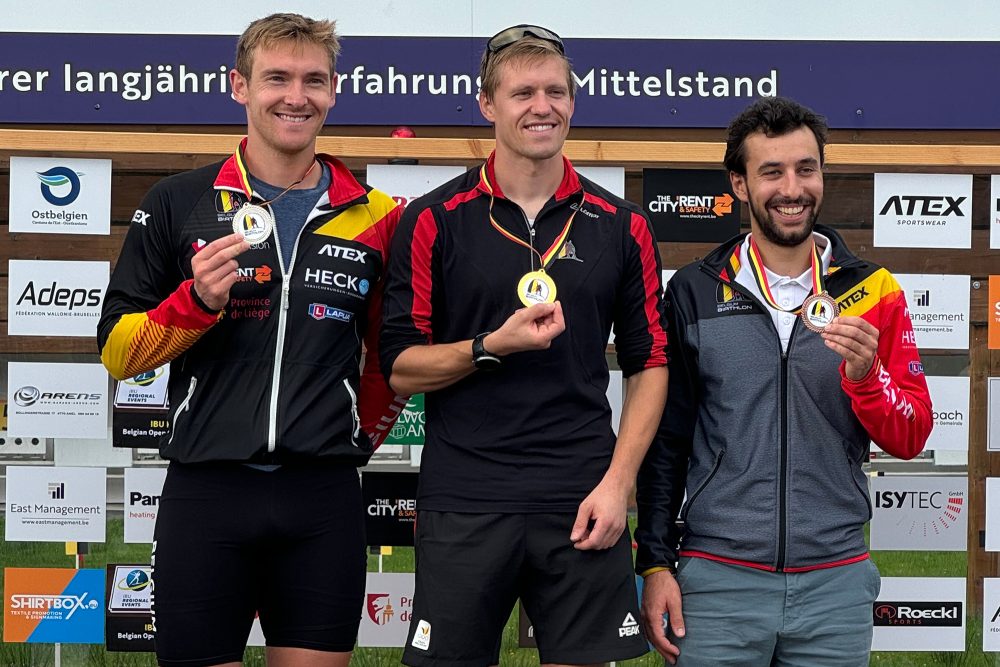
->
[517, 270, 557, 307]
[800, 292, 840, 332]
[233, 203, 273, 244]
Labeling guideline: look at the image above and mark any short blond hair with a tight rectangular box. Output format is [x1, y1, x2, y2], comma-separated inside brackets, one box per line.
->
[236, 13, 341, 78]
[479, 37, 574, 102]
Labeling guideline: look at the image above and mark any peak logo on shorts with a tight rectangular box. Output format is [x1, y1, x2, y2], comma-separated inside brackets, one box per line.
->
[619, 612, 640, 637]
[411, 619, 431, 650]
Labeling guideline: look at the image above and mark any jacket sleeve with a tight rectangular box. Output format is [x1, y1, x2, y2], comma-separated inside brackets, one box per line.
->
[358, 200, 410, 448]
[635, 275, 695, 574]
[97, 184, 221, 381]
[839, 270, 932, 460]
[379, 204, 440, 380]
[613, 210, 668, 376]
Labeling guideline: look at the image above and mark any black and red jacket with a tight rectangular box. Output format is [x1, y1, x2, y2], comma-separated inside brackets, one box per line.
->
[380, 154, 667, 512]
[99, 142, 405, 464]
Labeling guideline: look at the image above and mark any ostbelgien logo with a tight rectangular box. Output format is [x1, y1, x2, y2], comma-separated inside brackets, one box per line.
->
[37, 167, 83, 206]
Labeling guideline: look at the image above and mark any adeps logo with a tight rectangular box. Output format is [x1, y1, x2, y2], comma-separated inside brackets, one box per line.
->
[37, 167, 83, 206]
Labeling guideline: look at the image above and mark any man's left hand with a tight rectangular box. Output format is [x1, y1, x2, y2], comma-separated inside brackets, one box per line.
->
[821, 315, 880, 381]
[571, 477, 629, 550]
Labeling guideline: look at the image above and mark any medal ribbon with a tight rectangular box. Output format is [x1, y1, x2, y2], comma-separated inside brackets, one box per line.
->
[746, 235, 825, 314]
[481, 164, 582, 272]
[232, 142, 317, 206]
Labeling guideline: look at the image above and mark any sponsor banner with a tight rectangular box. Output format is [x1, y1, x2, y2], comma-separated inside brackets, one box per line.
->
[384, 394, 424, 447]
[7, 259, 110, 337]
[6, 362, 109, 439]
[362, 471, 418, 547]
[366, 164, 467, 208]
[990, 276, 1000, 350]
[112, 365, 171, 448]
[8, 156, 111, 235]
[990, 379, 1000, 453]
[985, 578, 1000, 651]
[986, 478, 1000, 551]
[870, 475, 967, 551]
[2, 35, 1000, 129]
[104, 564, 154, 652]
[872, 577, 966, 651]
[4, 568, 104, 644]
[924, 376, 970, 452]
[873, 174, 972, 248]
[123, 468, 166, 544]
[357, 572, 415, 647]
[5, 466, 107, 542]
[895, 274, 970, 350]
[992, 176, 1000, 250]
[642, 169, 740, 242]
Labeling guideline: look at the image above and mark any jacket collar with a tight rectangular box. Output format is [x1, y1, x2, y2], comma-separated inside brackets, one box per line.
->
[476, 150, 582, 202]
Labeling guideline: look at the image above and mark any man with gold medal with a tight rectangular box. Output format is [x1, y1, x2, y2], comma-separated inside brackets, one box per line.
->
[636, 97, 933, 666]
[380, 24, 668, 667]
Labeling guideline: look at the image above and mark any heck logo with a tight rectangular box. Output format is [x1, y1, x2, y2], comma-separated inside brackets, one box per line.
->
[411, 620, 431, 650]
[49, 482, 65, 499]
[366, 593, 394, 625]
[619, 612, 640, 637]
[308, 303, 353, 323]
[304, 268, 369, 297]
[873, 601, 962, 626]
[37, 167, 83, 206]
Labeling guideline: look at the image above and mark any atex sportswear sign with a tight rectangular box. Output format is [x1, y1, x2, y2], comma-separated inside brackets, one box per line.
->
[4, 465, 107, 543]
[8, 156, 112, 235]
[873, 173, 972, 249]
[872, 577, 966, 652]
[870, 475, 967, 551]
[7, 260, 110, 337]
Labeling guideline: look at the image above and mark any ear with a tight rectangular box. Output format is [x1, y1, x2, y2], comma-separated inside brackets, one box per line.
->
[479, 90, 495, 124]
[230, 68, 249, 105]
[730, 171, 749, 204]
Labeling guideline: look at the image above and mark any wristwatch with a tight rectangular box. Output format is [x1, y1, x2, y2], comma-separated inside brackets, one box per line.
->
[472, 332, 502, 371]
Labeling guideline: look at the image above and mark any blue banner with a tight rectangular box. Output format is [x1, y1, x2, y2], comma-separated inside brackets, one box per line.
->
[0, 33, 996, 128]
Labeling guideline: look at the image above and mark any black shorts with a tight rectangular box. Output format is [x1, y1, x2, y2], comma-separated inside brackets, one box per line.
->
[151, 462, 367, 667]
[402, 511, 648, 666]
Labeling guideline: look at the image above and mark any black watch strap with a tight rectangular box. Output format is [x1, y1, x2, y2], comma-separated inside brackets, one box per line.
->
[472, 332, 501, 370]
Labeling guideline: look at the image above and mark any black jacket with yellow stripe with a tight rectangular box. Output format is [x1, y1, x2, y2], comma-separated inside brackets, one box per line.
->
[98, 147, 405, 464]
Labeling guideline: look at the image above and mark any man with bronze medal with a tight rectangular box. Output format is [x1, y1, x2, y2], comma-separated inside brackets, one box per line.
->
[380, 25, 668, 667]
[99, 13, 403, 667]
[635, 97, 933, 666]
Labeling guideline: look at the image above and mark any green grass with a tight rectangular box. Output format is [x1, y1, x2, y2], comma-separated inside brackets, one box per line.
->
[0, 519, 987, 665]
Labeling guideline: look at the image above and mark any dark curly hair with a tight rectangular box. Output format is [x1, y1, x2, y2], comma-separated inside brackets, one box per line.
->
[723, 97, 828, 175]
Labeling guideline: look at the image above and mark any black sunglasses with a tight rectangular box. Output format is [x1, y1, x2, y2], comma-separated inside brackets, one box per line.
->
[486, 24, 565, 56]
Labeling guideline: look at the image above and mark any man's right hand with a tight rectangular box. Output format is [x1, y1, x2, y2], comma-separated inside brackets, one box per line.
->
[191, 233, 250, 311]
[641, 569, 685, 664]
[484, 301, 565, 356]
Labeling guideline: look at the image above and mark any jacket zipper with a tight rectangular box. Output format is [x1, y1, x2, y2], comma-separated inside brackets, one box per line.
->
[167, 376, 198, 445]
[679, 449, 726, 521]
[343, 379, 361, 447]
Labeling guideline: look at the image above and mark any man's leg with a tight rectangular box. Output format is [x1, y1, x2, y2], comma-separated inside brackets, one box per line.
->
[772, 558, 880, 667]
[402, 511, 523, 667]
[669, 557, 782, 667]
[520, 513, 647, 666]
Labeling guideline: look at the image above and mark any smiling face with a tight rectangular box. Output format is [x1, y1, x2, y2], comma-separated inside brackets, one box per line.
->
[230, 40, 336, 161]
[479, 54, 574, 165]
[730, 126, 824, 248]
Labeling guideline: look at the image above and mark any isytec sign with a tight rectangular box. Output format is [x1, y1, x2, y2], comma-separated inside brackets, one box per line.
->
[643, 169, 740, 242]
[4, 568, 104, 644]
[105, 565, 154, 652]
[362, 471, 418, 547]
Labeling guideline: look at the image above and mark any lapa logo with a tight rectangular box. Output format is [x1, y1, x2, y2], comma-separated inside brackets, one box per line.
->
[37, 167, 83, 206]
[13, 385, 41, 407]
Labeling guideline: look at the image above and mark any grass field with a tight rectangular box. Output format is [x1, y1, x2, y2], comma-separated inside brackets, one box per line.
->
[0, 518, 991, 666]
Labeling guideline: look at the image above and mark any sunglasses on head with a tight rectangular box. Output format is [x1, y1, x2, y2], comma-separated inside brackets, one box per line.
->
[486, 24, 565, 57]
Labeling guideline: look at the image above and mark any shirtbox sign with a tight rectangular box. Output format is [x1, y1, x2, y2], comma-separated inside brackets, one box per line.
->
[872, 577, 966, 652]
[4, 465, 107, 543]
[8, 156, 111, 235]
[6, 361, 110, 439]
[123, 467, 166, 544]
[362, 471, 418, 547]
[357, 572, 415, 647]
[642, 169, 740, 242]
[104, 564, 154, 652]
[873, 173, 972, 249]
[924, 376, 970, 451]
[895, 274, 970, 350]
[3, 568, 104, 644]
[7, 259, 110, 337]
[870, 475, 967, 551]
